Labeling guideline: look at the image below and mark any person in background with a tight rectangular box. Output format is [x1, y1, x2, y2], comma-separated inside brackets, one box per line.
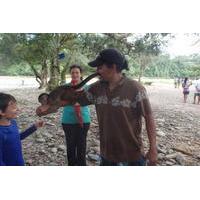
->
[174, 77, 178, 88]
[193, 78, 200, 104]
[61, 65, 91, 166]
[182, 77, 192, 103]
[177, 77, 181, 88]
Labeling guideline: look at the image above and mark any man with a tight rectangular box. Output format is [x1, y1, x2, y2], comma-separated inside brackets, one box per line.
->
[193, 78, 200, 104]
[76, 48, 157, 166]
[174, 77, 178, 88]
[177, 77, 181, 88]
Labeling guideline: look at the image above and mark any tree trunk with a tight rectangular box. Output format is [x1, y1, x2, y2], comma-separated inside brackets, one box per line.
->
[47, 56, 60, 91]
[61, 67, 68, 85]
[138, 60, 145, 82]
[30, 60, 48, 89]
[60, 58, 72, 84]
[39, 60, 48, 89]
[137, 54, 152, 82]
[138, 67, 143, 82]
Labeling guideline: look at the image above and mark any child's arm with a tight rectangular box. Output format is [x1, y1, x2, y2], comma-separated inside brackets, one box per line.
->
[0, 134, 5, 165]
[20, 120, 44, 140]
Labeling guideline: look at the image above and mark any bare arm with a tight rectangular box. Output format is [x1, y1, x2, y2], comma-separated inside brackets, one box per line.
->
[144, 113, 157, 165]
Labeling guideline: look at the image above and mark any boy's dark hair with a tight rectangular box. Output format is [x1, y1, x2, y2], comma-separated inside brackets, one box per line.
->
[38, 93, 49, 102]
[0, 93, 16, 119]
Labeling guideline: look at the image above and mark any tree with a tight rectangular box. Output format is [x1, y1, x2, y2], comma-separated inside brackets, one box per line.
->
[131, 33, 170, 81]
[45, 33, 78, 91]
[0, 33, 50, 88]
[16, 34, 50, 89]
[0, 33, 172, 89]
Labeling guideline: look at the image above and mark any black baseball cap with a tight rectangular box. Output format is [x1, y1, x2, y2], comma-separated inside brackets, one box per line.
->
[88, 48, 125, 67]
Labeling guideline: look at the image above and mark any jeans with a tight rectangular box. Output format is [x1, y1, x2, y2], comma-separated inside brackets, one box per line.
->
[100, 156, 146, 166]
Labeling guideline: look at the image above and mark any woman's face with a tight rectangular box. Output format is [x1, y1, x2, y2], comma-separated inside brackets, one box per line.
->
[70, 67, 82, 82]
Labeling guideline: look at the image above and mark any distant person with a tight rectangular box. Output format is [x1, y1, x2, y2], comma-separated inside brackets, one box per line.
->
[0, 93, 44, 166]
[182, 77, 192, 103]
[177, 77, 181, 88]
[193, 78, 200, 104]
[174, 77, 178, 88]
[61, 65, 91, 166]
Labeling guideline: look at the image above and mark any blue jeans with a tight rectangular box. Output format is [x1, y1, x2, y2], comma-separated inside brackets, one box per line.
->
[100, 156, 146, 166]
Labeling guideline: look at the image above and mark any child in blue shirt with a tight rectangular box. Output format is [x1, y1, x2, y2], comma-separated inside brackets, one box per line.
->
[0, 92, 44, 166]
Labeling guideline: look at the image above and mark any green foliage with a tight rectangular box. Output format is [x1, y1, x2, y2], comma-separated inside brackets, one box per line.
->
[0, 33, 199, 88]
[145, 54, 200, 78]
[0, 63, 34, 76]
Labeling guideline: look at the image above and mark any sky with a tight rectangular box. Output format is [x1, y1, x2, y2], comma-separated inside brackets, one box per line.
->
[164, 33, 200, 58]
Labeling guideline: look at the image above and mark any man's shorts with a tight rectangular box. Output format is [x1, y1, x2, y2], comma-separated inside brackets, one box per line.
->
[194, 92, 200, 97]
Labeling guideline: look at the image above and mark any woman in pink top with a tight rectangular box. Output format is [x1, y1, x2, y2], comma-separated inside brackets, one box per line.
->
[182, 77, 192, 103]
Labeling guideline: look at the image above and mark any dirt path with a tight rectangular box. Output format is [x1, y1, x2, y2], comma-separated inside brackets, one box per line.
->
[146, 84, 200, 165]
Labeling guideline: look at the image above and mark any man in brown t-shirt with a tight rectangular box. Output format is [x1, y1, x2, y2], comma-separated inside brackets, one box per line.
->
[77, 48, 157, 166]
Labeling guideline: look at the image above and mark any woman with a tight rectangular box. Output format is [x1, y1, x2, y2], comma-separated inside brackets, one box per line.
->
[61, 64, 91, 166]
[182, 77, 192, 103]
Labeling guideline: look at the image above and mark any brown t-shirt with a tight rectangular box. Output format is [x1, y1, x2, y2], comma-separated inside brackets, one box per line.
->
[78, 76, 152, 162]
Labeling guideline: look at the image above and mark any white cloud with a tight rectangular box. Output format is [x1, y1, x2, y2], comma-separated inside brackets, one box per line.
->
[164, 33, 200, 57]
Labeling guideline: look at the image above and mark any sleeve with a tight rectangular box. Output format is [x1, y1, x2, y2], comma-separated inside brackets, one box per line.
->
[20, 125, 37, 140]
[76, 83, 97, 106]
[133, 87, 152, 117]
[0, 133, 6, 166]
[84, 84, 90, 91]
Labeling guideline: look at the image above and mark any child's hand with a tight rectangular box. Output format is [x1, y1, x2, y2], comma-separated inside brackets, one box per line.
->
[34, 120, 45, 128]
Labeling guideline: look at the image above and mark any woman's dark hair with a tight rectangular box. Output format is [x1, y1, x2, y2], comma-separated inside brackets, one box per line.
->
[0, 93, 16, 118]
[69, 64, 83, 73]
[69, 64, 83, 80]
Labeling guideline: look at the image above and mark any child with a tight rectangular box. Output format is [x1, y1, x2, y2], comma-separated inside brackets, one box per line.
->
[0, 92, 44, 166]
[38, 93, 49, 105]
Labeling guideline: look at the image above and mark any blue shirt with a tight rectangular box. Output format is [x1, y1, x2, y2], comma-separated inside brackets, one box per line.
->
[61, 84, 91, 124]
[0, 119, 37, 166]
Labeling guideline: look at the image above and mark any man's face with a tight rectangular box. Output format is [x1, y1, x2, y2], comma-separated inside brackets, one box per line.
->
[0, 101, 18, 119]
[96, 64, 115, 81]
